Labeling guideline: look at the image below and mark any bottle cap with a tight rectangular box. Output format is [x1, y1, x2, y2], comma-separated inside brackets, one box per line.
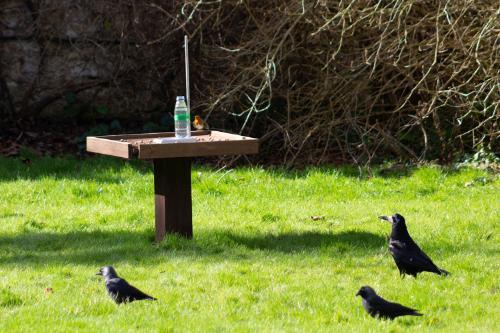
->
[176, 96, 185, 101]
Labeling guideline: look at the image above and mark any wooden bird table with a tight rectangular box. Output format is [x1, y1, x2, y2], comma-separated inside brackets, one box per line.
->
[87, 130, 259, 241]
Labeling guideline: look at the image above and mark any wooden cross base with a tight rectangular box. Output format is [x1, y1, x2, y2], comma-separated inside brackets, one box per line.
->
[154, 158, 193, 241]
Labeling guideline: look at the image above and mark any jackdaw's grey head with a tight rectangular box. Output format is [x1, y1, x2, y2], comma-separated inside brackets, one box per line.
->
[96, 266, 118, 279]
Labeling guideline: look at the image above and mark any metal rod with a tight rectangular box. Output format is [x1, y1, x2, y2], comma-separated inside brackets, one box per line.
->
[184, 35, 190, 114]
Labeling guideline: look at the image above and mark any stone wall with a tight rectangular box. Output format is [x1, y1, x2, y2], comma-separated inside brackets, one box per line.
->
[0, 0, 183, 120]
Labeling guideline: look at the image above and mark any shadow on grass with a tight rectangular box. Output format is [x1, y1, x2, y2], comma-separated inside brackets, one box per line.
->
[0, 156, 466, 185]
[227, 230, 386, 253]
[0, 230, 156, 266]
[0, 229, 385, 267]
[0, 156, 151, 183]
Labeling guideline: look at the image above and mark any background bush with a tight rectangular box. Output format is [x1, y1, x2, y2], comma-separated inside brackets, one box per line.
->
[0, 0, 498, 164]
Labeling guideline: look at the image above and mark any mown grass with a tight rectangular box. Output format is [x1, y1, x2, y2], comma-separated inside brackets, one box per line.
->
[0, 156, 498, 332]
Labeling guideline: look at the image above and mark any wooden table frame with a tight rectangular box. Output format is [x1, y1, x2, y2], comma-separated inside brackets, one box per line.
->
[87, 130, 258, 241]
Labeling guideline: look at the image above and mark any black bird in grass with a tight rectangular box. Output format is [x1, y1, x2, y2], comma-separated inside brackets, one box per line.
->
[356, 286, 422, 320]
[96, 266, 157, 304]
[379, 214, 450, 278]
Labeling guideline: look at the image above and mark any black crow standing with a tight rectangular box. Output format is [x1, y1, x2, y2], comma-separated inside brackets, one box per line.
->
[96, 266, 157, 304]
[379, 213, 449, 278]
[356, 286, 422, 320]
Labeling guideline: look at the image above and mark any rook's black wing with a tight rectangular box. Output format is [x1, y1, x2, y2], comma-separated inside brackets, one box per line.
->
[389, 239, 441, 274]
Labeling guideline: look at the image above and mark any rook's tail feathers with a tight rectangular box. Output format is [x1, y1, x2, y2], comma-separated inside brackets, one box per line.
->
[439, 268, 450, 276]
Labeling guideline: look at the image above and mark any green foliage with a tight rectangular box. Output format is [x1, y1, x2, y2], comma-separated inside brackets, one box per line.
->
[455, 145, 499, 170]
[18, 146, 39, 161]
[64, 92, 77, 104]
[96, 105, 109, 115]
[74, 122, 124, 151]
[63, 91, 79, 117]
[109, 119, 121, 131]
[160, 114, 174, 128]
[142, 121, 164, 133]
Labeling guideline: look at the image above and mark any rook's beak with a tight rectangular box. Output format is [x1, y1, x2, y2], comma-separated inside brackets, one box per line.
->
[378, 215, 392, 223]
[96, 271, 102, 276]
[355, 291, 360, 296]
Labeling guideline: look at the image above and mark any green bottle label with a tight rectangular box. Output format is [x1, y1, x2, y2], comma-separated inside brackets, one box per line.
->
[175, 114, 190, 121]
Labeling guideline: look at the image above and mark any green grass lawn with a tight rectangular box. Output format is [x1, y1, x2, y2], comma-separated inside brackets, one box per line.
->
[0, 157, 498, 332]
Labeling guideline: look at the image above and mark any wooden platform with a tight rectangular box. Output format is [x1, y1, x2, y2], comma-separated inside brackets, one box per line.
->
[87, 130, 259, 160]
[87, 130, 259, 241]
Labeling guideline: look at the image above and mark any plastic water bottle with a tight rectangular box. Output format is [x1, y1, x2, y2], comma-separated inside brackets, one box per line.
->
[174, 96, 190, 138]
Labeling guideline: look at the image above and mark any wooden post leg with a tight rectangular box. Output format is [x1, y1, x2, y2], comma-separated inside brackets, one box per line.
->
[153, 158, 192, 241]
